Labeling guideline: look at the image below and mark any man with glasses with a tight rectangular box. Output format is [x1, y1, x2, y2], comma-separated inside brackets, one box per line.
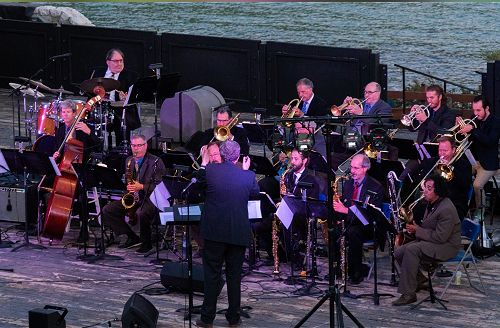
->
[333, 154, 384, 285]
[393, 175, 460, 306]
[102, 134, 165, 253]
[93, 48, 140, 147]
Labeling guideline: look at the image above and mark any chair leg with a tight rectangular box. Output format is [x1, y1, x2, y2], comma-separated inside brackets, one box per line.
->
[412, 270, 448, 310]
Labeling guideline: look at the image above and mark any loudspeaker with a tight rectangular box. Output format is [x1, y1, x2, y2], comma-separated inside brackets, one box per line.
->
[161, 262, 205, 293]
[121, 293, 158, 328]
[29, 305, 67, 328]
[0, 186, 37, 223]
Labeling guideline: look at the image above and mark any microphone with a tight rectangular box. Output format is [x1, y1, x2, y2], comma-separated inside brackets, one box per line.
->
[182, 177, 198, 195]
[50, 53, 72, 60]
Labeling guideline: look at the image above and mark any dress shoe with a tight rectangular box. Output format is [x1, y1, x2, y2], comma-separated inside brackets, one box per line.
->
[136, 243, 153, 253]
[195, 319, 213, 328]
[118, 236, 141, 249]
[392, 293, 417, 306]
[348, 275, 364, 285]
[227, 318, 242, 327]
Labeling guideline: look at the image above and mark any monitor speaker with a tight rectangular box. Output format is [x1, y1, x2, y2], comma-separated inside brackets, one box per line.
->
[160, 262, 205, 293]
[121, 293, 158, 328]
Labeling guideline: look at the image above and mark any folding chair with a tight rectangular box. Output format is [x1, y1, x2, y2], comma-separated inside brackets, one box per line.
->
[439, 218, 487, 299]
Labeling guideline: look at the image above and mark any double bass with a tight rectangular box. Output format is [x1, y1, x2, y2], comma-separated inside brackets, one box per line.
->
[42, 95, 102, 240]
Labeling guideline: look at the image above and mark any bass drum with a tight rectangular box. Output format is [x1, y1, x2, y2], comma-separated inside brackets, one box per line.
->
[33, 135, 56, 156]
[160, 85, 225, 143]
[37, 102, 56, 136]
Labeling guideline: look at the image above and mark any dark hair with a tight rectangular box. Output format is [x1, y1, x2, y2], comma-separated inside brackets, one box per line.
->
[215, 106, 232, 118]
[106, 48, 125, 61]
[425, 174, 448, 198]
[437, 135, 456, 148]
[473, 95, 490, 109]
[296, 78, 314, 89]
[292, 147, 309, 161]
[426, 84, 446, 103]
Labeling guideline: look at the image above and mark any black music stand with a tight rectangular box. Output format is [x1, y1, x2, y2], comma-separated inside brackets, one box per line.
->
[350, 202, 396, 305]
[1, 149, 59, 252]
[160, 150, 198, 173]
[73, 164, 125, 263]
[247, 155, 277, 177]
[389, 138, 421, 160]
[280, 194, 328, 296]
[242, 122, 274, 157]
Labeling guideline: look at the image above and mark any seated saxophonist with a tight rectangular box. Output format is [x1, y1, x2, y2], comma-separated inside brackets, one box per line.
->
[332, 153, 384, 285]
[102, 134, 166, 253]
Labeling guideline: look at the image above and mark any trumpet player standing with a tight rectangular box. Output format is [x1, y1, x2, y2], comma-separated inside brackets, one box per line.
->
[102, 134, 166, 253]
[411, 85, 456, 144]
[457, 96, 500, 219]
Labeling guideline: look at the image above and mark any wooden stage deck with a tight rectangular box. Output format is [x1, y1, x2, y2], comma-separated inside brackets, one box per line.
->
[0, 219, 499, 328]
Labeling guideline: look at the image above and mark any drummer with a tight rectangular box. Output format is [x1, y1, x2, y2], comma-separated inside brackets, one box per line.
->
[93, 48, 139, 147]
[53, 99, 101, 162]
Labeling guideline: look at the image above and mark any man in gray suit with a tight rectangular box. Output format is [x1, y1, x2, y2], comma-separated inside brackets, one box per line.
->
[393, 174, 461, 306]
[197, 140, 260, 327]
[102, 134, 165, 253]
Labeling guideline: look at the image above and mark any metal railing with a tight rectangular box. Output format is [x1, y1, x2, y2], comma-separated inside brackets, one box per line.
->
[394, 64, 477, 112]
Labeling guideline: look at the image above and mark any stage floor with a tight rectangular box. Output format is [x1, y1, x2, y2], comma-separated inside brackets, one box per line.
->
[1, 219, 499, 328]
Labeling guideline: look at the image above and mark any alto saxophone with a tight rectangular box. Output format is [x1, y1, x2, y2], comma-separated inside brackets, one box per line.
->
[272, 162, 292, 275]
[122, 158, 140, 224]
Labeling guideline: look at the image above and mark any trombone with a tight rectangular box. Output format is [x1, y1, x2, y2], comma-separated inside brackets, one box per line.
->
[400, 104, 431, 130]
[330, 98, 366, 116]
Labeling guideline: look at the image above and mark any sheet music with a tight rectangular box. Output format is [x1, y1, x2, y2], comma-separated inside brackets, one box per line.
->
[123, 84, 134, 106]
[159, 210, 174, 225]
[49, 156, 61, 176]
[0, 150, 9, 174]
[248, 200, 262, 219]
[178, 205, 202, 216]
[276, 199, 293, 229]
[150, 181, 171, 211]
[464, 149, 477, 167]
[350, 205, 369, 226]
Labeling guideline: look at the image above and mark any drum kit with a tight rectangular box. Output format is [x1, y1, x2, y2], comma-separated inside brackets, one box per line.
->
[10, 76, 124, 154]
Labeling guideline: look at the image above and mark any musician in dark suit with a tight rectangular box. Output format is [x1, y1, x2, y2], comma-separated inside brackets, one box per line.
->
[52, 99, 101, 163]
[416, 136, 472, 221]
[93, 48, 140, 147]
[411, 85, 456, 144]
[197, 140, 259, 328]
[458, 95, 500, 218]
[102, 134, 165, 253]
[393, 175, 461, 306]
[344, 82, 392, 136]
[333, 153, 384, 284]
[282, 148, 323, 269]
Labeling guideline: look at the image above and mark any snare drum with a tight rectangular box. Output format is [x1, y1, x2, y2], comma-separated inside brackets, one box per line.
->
[32, 135, 56, 156]
[37, 102, 56, 136]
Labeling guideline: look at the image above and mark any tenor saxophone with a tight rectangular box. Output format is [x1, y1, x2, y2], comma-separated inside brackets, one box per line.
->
[122, 158, 140, 224]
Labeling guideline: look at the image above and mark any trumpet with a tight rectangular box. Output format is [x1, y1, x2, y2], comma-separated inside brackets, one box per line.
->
[449, 115, 477, 142]
[281, 98, 302, 127]
[330, 98, 366, 116]
[400, 104, 431, 130]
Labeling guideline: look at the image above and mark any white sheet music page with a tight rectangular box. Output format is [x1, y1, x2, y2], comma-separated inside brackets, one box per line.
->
[149, 181, 171, 211]
[276, 199, 293, 229]
[248, 200, 262, 220]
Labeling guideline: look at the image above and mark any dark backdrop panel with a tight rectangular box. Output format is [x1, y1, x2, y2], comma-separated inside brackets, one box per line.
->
[493, 61, 499, 115]
[162, 33, 262, 112]
[266, 41, 375, 116]
[60, 25, 157, 92]
[0, 20, 59, 88]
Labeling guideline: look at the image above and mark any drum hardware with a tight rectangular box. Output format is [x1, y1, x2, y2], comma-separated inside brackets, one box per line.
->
[18, 77, 53, 93]
[80, 77, 120, 94]
[9, 82, 46, 98]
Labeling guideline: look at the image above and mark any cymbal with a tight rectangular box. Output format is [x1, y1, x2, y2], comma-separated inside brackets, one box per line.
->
[18, 77, 52, 92]
[80, 77, 120, 93]
[50, 87, 74, 95]
[9, 82, 45, 98]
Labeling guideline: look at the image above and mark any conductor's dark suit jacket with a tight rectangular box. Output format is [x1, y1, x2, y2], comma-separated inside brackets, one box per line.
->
[413, 104, 456, 144]
[200, 162, 260, 247]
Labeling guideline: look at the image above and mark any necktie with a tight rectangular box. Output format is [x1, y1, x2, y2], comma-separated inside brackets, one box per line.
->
[302, 101, 308, 115]
[351, 182, 360, 205]
[363, 103, 372, 114]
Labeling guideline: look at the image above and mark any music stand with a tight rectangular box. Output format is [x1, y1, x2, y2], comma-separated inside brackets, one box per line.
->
[1, 149, 59, 252]
[242, 122, 271, 156]
[247, 155, 277, 177]
[73, 164, 125, 263]
[349, 202, 396, 305]
[389, 138, 421, 160]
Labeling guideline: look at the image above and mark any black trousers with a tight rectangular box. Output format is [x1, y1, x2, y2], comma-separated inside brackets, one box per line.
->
[101, 199, 157, 245]
[346, 222, 372, 279]
[201, 239, 246, 325]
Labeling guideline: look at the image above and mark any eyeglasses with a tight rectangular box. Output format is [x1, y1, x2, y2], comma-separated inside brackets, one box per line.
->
[364, 90, 379, 94]
[131, 143, 146, 148]
[108, 59, 123, 63]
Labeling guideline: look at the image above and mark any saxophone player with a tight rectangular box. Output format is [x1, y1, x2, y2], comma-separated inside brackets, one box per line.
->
[332, 154, 384, 285]
[102, 134, 166, 253]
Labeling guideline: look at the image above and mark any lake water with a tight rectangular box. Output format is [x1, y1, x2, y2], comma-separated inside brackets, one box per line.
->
[62, 2, 499, 90]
